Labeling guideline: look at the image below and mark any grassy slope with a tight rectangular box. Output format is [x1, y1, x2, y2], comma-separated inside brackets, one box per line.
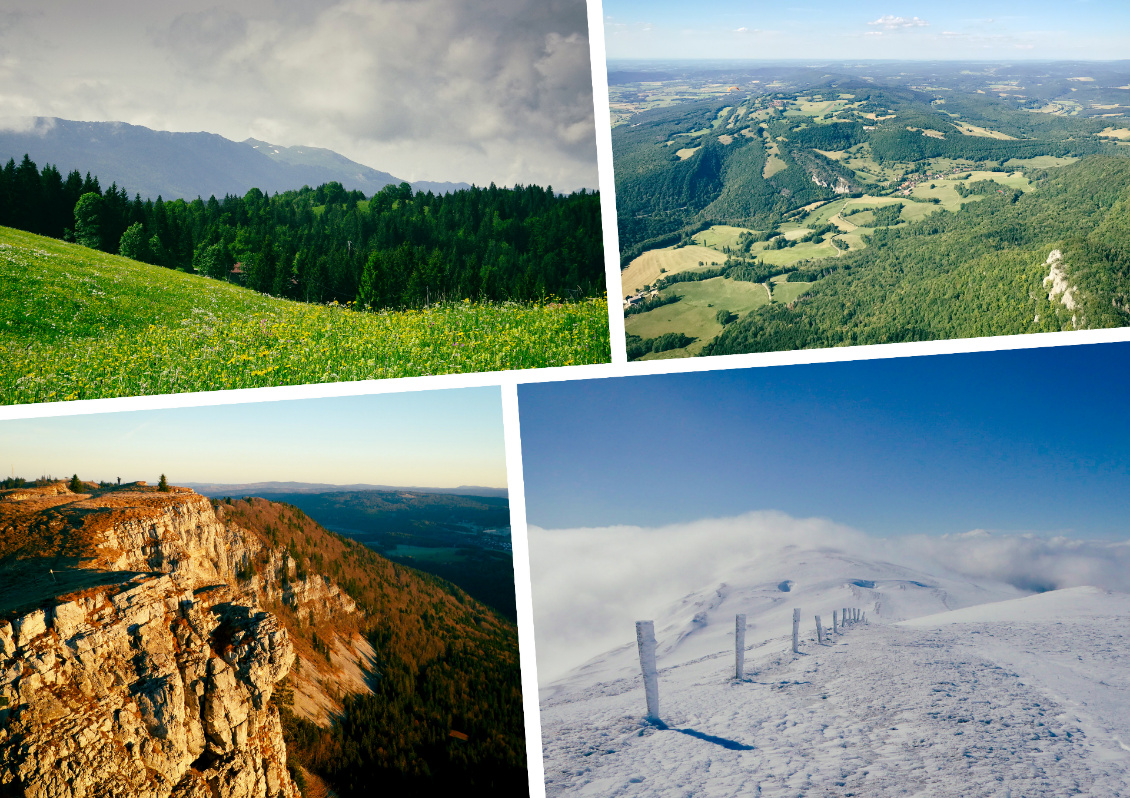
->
[619, 244, 727, 297]
[0, 228, 609, 403]
[627, 276, 770, 357]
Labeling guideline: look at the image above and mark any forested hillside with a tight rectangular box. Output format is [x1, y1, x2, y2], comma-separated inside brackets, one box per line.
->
[222, 498, 527, 794]
[705, 156, 1130, 353]
[0, 154, 603, 308]
[612, 65, 1130, 358]
[257, 489, 518, 621]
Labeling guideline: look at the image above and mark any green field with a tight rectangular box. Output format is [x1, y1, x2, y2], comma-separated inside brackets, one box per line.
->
[625, 277, 769, 357]
[0, 227, 610, 404]
[752, 238, 840, 265]
[692, 225, 754, 250]
[1003, 155, 1081, 168]
[908, 170, 1032, 211]
[769, 274, 813, 304]
[620, 244, 727, 295]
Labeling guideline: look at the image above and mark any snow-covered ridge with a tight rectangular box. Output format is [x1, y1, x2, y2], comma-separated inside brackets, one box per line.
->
[545, 546, 1024, 695]
[538, 543, 1130, 797]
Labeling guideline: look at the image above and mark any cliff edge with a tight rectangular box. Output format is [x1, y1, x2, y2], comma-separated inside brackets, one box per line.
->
[0, 482, 355, 798]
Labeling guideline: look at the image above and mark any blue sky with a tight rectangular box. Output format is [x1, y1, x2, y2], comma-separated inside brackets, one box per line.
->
[603, 1, 1130, 61]
[519, 343, 1130, 538]
[0, 387, 507, 489]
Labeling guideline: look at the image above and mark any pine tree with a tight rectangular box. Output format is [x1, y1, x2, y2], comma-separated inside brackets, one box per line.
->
[158, 474, 169, 492]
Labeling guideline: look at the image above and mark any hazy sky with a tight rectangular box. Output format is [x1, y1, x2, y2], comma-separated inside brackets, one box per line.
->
[519, 342, 1130, 539]
[604, 1, 1130, 61]
[0, 387, 507, 488]
[0, 0, 598, 190]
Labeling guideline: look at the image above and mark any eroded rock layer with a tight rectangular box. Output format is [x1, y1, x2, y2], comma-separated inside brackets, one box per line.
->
[0, 484, 354, 798]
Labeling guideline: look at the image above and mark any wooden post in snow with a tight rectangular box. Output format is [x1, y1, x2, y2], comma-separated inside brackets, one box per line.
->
[735, 614, 746, 680]
[833, 609, 839, 635]
[815, 615, 824, 645]
[635, 620, 660, 722]
[792, 608, 800, 654]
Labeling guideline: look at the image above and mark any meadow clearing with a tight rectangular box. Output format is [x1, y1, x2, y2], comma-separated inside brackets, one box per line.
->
[619, 244, 727, 297]
[0, 227, 610, 403]
[625, 276, 770, 358]
[951, 120, 1016, 139]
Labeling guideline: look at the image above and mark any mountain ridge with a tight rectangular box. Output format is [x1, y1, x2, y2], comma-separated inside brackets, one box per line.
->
[537, 541, 1130, 796]
[0, 117, 472, 201]
[184, 481, 507, 499]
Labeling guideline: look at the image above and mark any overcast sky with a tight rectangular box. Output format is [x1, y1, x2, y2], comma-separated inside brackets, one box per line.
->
[520, 342, 1130, 539]
[604, 1, 1130, 61]
[0, 387, 507, 488]
[0, 0, 598, 190]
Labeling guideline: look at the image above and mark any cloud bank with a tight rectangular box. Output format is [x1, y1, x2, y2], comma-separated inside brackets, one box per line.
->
[530, 512, 1130, 683]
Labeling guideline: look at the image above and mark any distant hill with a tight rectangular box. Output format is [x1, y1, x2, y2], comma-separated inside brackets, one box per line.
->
[244, 137, 471, 195]
[185, 481, 507, 499]
[222, 486, 517, 621]
[0, 117, 471, 201]
[608, 70, 677, 84]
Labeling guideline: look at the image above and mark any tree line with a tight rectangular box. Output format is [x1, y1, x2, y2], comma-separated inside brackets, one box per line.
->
[0, 154, 604, 308]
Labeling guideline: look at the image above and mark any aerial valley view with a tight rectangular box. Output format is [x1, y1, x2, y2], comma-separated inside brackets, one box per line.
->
[612, 61, 1130, 358]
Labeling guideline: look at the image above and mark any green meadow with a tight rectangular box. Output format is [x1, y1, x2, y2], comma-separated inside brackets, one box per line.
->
[0, 227, 610, 404]
[626, 276, 770, 358]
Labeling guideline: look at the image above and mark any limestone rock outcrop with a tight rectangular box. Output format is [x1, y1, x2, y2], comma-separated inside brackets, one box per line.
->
[0, 487, 315, 798]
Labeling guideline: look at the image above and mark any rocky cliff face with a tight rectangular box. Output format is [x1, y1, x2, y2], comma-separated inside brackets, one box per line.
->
[0, 484, 362, 798]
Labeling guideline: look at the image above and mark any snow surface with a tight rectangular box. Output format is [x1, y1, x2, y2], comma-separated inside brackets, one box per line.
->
[539, 551, 1130, 797]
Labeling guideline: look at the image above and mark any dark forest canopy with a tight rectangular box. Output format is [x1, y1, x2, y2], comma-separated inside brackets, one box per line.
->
[0, 153, 604, 309]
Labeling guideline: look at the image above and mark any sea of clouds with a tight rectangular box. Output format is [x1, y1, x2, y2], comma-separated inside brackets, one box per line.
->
[529, 512, 1130, 683]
